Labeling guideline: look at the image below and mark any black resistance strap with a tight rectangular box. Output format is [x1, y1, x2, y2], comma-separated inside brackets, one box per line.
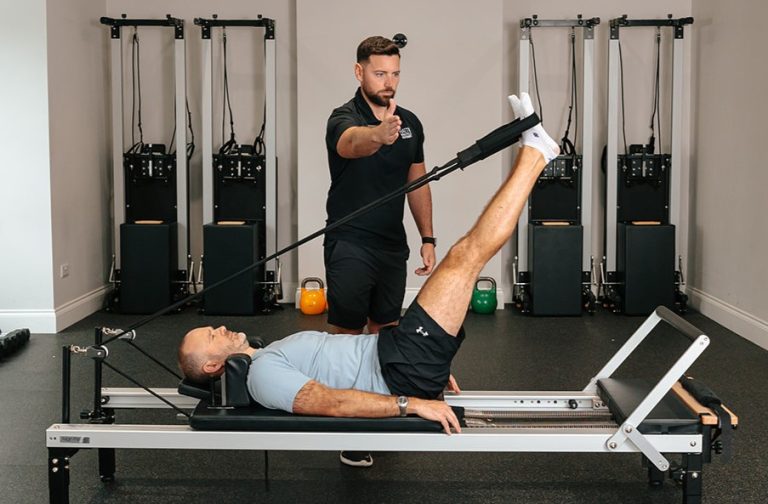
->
[100, 113, 541, 348]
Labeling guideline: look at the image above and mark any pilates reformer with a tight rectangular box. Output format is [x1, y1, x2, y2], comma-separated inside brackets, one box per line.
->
[47, 306, 736, 504]
[46, 108, 734, 504]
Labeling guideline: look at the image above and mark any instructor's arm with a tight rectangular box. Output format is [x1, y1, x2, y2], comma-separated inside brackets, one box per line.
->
[407, 162, 435, 275]
[292, 380, 461, 434]
[336, 100, 401, 159]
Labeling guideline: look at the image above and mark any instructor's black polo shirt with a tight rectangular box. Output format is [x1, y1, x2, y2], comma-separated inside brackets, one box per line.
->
[325, 88, 425, 251]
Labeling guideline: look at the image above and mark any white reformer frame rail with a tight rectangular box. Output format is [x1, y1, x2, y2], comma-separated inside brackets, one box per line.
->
[62, 307, 707, 468]
[48, 307, 719, 504]
[516, 16, 598, 277]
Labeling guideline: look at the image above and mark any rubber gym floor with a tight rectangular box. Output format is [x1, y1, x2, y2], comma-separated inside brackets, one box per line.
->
[1, 305, 765, 503]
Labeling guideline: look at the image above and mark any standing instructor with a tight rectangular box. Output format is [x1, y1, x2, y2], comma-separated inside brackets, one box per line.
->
[324, 36, 435, 467]
[324, 36, 435, 337]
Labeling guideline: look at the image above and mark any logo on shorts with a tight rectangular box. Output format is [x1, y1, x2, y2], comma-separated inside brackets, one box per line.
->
[399, 127, 413, 139]
[416, 326, 429, 337]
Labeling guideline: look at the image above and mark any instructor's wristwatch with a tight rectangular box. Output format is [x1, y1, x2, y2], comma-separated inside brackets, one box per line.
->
[397, 395, 409, 417]
[421, 236, 436, 246]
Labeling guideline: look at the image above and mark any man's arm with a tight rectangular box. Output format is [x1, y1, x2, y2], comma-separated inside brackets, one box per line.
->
[336, 100, 401, 159]
[292, 380, 461, 434]
[406, 162, 436, 276]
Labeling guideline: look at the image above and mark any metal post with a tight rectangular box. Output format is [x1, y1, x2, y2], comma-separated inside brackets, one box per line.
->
[61, 346, 71, 424]
[93, 328, 104, 420]
[516, 26, 531, 272]
[174, 33, 188, 267]
[202, 35, 214, 225]
[606, 33, 620, 272]
[48, 448, 76, 504]
[581, 26, 595, 274]
[110, 32, 125, 267]
[682, 453, 703, 503]
[264, 35, 277, 274]
[670, 35, 685, 267]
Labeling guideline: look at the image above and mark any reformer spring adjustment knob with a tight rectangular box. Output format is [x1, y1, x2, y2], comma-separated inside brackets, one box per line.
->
[568, 399, 578, 409]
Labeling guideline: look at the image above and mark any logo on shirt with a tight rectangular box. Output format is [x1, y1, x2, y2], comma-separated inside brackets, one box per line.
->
[416, 326, 429, 337]
[399, 127, 413, 139]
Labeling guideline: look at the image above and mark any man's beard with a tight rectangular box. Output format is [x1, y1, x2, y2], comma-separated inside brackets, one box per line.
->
[363, 86, 395, 107]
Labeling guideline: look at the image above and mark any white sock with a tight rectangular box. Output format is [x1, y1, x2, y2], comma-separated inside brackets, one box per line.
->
[507, 93, 560, 163]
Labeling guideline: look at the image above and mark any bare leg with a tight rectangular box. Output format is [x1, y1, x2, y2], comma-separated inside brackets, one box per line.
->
[416, 146, 548, 336]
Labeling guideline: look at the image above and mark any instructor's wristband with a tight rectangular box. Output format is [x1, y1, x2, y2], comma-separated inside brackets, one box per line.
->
[421, 236, 436, 246]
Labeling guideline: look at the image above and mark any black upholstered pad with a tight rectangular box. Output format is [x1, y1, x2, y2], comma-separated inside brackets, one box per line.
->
[598, 378, 699, 434]
[190, 401, 465, 432]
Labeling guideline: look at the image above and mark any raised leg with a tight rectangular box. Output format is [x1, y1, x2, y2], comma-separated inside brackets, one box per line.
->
[417, 146, 548, 336]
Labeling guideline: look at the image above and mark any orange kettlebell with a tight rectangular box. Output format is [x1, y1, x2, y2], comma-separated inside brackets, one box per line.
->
[299, 277, 327, 315]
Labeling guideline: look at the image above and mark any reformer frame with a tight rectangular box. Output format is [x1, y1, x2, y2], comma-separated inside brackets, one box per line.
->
[100, 15, 191, 284]
[47, 307, 736, 504]
[514, 15, 600, 313]
[602, 16, 693, 310]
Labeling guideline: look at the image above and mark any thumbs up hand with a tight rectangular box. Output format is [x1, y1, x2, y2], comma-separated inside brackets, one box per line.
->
[376, 99, 401, 145]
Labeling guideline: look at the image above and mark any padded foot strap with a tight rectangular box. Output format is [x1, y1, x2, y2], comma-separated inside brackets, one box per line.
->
[681, 377, 734, 461]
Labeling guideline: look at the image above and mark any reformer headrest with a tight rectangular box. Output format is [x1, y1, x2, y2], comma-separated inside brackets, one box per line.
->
[223, 353, 254, 407]
[177, 336, 264, 405]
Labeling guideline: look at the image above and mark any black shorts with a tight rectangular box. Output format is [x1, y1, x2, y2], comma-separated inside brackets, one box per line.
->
[324, 239, 408, 329]
[377, 301, 465, 399]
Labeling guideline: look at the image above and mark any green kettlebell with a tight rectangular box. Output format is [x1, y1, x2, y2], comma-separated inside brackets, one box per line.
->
[471, 277, 497, 314]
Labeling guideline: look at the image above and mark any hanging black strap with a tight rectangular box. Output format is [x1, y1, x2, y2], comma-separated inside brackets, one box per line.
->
[560, 28, 578, 158]
[648, 27, 661, 154]
[129, 27, 144, 153]
[220, 27, 237, 154]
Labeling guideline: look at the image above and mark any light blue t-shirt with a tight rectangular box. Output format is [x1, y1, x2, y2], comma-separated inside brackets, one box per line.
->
[247, 331, 391, 412]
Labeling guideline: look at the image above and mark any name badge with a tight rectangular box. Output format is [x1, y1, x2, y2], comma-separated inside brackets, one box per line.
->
[399, 127, 413, 139]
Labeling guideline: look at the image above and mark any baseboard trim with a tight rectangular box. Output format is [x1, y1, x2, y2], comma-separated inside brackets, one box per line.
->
[0, 309, 57, 334]
[55, 285, 111, 332]
[687, 286, 768, 351]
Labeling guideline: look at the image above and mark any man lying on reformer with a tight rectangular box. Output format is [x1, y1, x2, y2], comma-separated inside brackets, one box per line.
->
[178, 93, 559, 435]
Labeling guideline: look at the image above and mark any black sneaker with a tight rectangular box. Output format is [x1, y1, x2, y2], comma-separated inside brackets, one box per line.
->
[339, 451, 373, 467]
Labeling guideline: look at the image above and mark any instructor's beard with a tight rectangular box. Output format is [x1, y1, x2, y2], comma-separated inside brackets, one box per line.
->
[363, 86, 396, 107]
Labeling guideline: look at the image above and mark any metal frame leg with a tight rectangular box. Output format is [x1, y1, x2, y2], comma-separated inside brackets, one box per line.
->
[49, 448, 77, 504]
[98, 448, 116, 482]
[646, 456, 665, 486]
[682, 453, 703, 504]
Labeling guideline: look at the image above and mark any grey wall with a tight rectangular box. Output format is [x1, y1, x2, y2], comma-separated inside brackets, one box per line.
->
[0, 1, 56, 332]
[48, 0, 111, 329]
[3, 0, 766, 350]
[688, 0, 768, 348]
[296, 0, 506, 306]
